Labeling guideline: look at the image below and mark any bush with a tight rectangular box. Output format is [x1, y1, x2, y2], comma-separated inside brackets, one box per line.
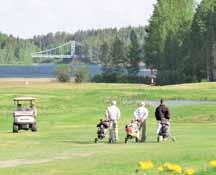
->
[55, 64, 71, 82]
[73, 66, 90, 83]
[156, 70, 189, 85]
[91, 74, 104, 82]
[91, 72, 150, 84]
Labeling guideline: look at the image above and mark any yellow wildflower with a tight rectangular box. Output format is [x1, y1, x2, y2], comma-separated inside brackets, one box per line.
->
[209, 160, 216, 168]
[173, 164, 182, 173]
[157, 165, 164, 172]
[174, 165, 182, 174]
[185, 168, 195, 175]
[164, 162, 173, 170]
[138, 160, 154, 170]
[163, 162, 182, 173]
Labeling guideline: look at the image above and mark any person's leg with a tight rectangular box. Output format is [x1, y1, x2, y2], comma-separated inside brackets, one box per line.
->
[141, 120, 146, 142]
[114, 122, 118, 142]
[137, 122, 142, 141]
[137, 128, 141, 141]
[109, 122, 113, 142]
[156, 121, 161, 134]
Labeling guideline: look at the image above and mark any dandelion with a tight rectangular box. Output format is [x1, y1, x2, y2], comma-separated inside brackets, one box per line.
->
[138, 160, 154, 171]
[209, 160, 216, 168]
[163, 162, 182, 174]
[164, 162, 173, 170]
[157, 165, 164, 172]
[184, 168, 195, 175]
[172, 164, 182, 174]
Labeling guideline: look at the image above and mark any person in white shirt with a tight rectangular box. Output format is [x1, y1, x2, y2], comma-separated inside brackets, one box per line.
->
[30, 103, 37, 117]
[105, 100, 121, 143]
[134, 101, 149, 142]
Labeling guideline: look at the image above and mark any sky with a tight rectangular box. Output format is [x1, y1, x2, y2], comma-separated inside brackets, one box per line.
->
[0, 0, 157, 39]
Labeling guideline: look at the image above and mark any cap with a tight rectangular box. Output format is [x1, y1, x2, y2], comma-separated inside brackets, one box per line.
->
[111, 100, 117, 105]
[140, 101, 145, 106]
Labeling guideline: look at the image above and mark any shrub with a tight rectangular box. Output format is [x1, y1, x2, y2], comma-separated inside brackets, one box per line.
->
[91, 72, 150, 84]
[55, 64, 71, 82]
[73, 65, 90, 83]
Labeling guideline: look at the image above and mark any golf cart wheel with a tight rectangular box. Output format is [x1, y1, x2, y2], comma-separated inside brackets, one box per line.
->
[31, 124, 37, 132]
[13, 124, 19, 133]
[94, 138, 98, 143]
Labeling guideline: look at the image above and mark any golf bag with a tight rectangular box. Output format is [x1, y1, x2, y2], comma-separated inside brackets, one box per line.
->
[95, 120, 109, 143]
[125, 121, 140, 144]
[157, 118, 170, 142]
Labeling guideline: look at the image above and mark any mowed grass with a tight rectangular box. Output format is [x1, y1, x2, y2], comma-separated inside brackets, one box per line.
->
[0, 82, 215, 175]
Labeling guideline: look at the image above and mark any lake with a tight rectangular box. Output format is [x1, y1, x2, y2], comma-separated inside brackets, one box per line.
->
[0, 64, 102, 78]
[0, 64, 156, 78]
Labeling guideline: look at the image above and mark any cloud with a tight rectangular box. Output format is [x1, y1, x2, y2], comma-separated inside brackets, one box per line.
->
[0, 0, 156, 38]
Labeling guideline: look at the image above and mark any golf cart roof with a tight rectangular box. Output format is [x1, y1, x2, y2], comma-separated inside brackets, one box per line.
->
[14, 97, 36, 101]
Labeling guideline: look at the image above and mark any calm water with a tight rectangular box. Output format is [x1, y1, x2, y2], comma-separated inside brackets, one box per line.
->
[0, 64, 102, 78]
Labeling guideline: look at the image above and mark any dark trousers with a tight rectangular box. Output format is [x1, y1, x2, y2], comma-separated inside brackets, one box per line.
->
[140, 120, 146, 142]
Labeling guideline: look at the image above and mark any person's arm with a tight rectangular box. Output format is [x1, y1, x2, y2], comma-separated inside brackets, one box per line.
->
[155, 107, 161, 121]
[105, 108, 109, 120]
[143, 108, 149, 120]
[166, 107, 170, 120]
[155, 107, 158, 120]
[134, 109, 138, 120]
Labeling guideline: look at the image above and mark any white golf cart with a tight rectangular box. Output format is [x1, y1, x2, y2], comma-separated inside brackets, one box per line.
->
[13, 97, 37, 133]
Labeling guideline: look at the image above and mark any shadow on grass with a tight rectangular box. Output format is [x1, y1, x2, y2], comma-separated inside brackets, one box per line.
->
[61, 140, 96, 144]
[61, 140, 158, 145]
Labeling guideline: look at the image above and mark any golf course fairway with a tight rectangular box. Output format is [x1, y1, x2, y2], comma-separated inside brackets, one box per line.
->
[0, 82, 215, 175]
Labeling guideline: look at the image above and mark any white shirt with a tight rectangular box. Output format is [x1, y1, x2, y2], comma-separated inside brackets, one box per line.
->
[134, 106, 148, 122]
[105, 105, 121, 122]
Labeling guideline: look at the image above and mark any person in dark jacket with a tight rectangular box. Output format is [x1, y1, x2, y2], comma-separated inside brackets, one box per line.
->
[155, 99, 170, 134]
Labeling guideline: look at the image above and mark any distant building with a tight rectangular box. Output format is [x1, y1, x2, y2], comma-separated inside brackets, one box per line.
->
[137, 61, 157, 78]
[137, 61, 157, 85]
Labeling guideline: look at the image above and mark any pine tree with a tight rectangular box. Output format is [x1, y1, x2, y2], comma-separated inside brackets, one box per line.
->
[128, 30, 140, 74]
[99, 41, 111, 68]
[110, 36, 127, 69]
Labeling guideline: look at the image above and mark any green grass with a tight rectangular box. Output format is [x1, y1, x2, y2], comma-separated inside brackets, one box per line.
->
[0, 82, 215, 175]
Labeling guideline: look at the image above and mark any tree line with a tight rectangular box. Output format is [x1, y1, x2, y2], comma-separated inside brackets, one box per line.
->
[30, 27, 146, 65]
[0, 0, 215, 84]
[145, 0, 216, 84]
[0, 27, 146, 65]
[0, 33, 36, 64]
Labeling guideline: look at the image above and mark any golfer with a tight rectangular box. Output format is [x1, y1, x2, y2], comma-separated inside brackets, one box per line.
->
[134, 101, 149, 142]
[105, 100, 121, 143]
[155, 99, 170, 134]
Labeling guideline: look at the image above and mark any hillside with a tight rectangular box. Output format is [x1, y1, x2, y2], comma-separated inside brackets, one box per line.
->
[0, 26, 147, 64]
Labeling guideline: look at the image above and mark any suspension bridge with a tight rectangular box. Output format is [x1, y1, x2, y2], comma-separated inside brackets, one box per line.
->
[31, 41, 76, 59]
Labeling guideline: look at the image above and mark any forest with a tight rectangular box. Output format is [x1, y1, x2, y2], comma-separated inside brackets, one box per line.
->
[0, 0, 215, 84]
